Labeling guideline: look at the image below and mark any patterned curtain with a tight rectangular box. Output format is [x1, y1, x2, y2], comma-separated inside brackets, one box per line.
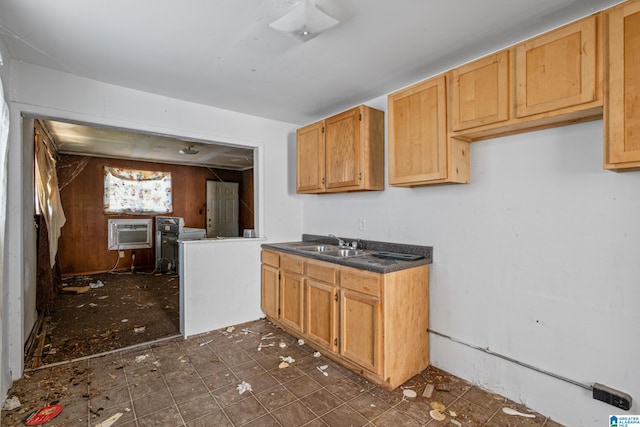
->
[104, 167, 172, 214]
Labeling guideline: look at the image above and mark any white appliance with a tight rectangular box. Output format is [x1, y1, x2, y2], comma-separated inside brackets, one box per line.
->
[107, 218, 152, 250]
[180, 227, 206, 240]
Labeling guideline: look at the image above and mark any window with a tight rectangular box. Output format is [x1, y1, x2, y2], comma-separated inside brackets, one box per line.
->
[104, 167, 172, 214]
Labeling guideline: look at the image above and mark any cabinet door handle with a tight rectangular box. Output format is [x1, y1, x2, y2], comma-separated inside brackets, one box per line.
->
[334, 293, 338, 301]
[322, 177, 325, 185]
[334, 338, 338, 346]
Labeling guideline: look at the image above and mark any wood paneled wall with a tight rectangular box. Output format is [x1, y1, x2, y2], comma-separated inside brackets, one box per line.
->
[57, 155, 253, 276]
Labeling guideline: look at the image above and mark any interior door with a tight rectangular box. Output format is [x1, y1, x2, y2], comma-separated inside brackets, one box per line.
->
[206, 181, 239, 237]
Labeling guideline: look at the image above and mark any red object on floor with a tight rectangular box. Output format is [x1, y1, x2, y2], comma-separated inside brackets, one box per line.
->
[24, 404, 63, 425]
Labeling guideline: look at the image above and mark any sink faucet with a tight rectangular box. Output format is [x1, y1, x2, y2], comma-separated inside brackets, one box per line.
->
[328, 234, 348, 247]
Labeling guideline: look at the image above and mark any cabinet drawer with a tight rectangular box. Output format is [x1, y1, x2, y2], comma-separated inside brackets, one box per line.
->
[340, 267, 381, 297]
[261, 250, 279, 268]
[281, 254, 304, 274]
[306, 260, 337, 284]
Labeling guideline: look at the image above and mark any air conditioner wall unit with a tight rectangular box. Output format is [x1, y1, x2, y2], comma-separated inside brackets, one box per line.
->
[108, 218, 152, 250]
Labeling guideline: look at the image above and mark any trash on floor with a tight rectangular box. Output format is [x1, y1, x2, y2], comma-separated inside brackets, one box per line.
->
[135, 354, 150, 363]
[297, 338, 305, 345]
[278, 361, 289, 369]
[429, 409, 446, 421]
[121, 319, 129, 323]
[236, 381, 252, 394]
[278, 342, 287, 348]
[61, 286, 90, 294]
[402, 388, 417, 399]
[261, 332, 275, 340]
[279, 356, 295, 364]
[226, 326, 235, 333]
[502, 407, 535, 418]
[313, 351, 321, 358]
[422, 383, 435, 398]
[430, 401, 446, 411]
[24, 403, 64, 426]
[450, 420, 462, 426]
[257, 342, 274, 351]
[94, 412, 122, 427]
[199, 339, 213, 346]
[2, 396, 21, 411]
[89, 280, 104, 289]
[316, 366, 329, 376]
[436, 382, 450, 392]
[133, 326, 146, 334]
[241, 328, 258, 335]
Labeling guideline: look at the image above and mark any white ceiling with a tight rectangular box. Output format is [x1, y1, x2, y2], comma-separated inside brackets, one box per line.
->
[0, 0, 620, 167]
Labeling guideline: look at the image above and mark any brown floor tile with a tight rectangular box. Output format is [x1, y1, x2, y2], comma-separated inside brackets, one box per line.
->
[256, 384, 298, 411]
[177, 393, 219, 422]
[132, 388, 174, 418]
[447, 398, 495, 427]
[224, 395, 269, 426]
[371, 407, 421, 427]
[186, 409, 233, 426]
[346, 391, 392, 420]
[321, 404, 368, 427]
[136, 405, 184, 427]
[463, 386, 505, 412]
[7, 319, 565, 427]
[271, 401, 317, 426]
[283, 375, 322, 398]
[300, 388, 343, 416]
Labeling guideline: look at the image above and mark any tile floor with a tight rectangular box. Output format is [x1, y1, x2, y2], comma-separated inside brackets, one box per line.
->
[2, 319, 565, 427]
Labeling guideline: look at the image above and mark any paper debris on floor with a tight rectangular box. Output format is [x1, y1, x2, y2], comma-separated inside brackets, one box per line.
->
[133, 326, 146, 334]
[135, 354, 150, 363]
[278, 342, 287, 348]
[236, 380, 252, 394]
[261, 333, 275, 340]
[402, 389, 417, 398]
[278, 361, 289, 369]
[430, 401, 446, 411]
[257, 343, 274, 351]
[94, 412, 122, 427]
[316, 366, 328, 376]
[297, 338, 305, 345]
[226, 326, 235, 333]
[2, 396, 21, 411]
[61, 286, 90, 294]
[450, 420, 462, 426]
[279, 356, 295, 364]
[422, 383, 435, 398]
[313, 351, 321, 358]
[429, 409, 446, 421]
[89, 280, 104, 289]
[199, 339, 213, 346]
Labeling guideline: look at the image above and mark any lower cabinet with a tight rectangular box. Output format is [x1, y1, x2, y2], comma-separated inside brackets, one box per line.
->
[261, 249, 429, 390]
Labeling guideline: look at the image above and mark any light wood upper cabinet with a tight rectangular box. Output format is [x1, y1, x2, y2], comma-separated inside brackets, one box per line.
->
[516, 16, 599, 118]
[388, 74, 470, 187]
[451, 51, 510, 131]
[296, 105, 384, 194]
[605, 0, 640, 170]
[296, 121, 325, 193]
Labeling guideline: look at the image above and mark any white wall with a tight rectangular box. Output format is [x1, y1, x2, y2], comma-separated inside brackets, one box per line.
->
[0, 35, 11, 402]
[1, 61, 302, 400]
[302, 96, 640, 426]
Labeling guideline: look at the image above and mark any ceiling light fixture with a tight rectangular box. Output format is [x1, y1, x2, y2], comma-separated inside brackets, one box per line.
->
[269, 0, 340, 42]
[179, 146, 199, 155]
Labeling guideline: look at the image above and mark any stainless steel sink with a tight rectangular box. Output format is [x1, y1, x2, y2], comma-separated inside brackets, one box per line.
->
[298, 245, 339, 253]
[323, 248, 366, 257]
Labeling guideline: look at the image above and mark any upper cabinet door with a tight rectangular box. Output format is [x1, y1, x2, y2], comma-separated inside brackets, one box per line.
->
[388, 75, 448, 185]
[451, 51, 510, 131]
[296, 121, 325, 193]
[605, 0, 640, 169]
[324, 107, 362, 190]
[516, 16, 598, 117]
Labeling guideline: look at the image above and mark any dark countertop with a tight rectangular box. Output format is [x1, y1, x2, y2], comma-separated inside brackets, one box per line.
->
[261, 234, 432, 274]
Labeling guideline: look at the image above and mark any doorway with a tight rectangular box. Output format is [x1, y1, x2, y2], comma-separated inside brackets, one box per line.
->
[206, 180, 240, 237]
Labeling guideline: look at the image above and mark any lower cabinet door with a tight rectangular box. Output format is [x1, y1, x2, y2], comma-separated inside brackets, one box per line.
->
[261, 265, 279, 319]
[280, 271, 304, 333]
[339, 289, 382, 374]
[306, 280, 338, 351]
